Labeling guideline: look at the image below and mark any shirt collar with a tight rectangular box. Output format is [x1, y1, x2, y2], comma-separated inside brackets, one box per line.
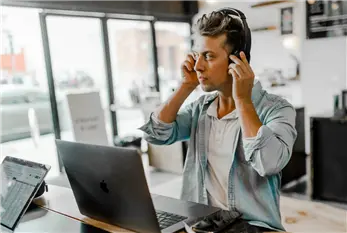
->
[206, 98, 218, 118]
[206, 98, 238, 120]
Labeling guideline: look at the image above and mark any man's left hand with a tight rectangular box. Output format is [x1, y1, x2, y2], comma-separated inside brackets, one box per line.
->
[228, 51, 255, 103]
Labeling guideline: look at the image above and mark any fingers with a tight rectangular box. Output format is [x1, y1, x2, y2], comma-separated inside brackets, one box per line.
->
[229, 54, 244, 66]
[228, 63, 245, 78]
[187, 53, 196, 64]
[239, 52, 255, 78]
[182, 53, 196, 72]
[187, 53, 197, 71]
[228, 67, 240, 80]
[183, 61, 194, 72]
[229, 52, 254, 78]
[189, 51, 198, 61]
[229, 56, 247, 75]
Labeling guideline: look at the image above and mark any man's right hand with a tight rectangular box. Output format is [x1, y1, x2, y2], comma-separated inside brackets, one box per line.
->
[181, 53, 199, 89]
[156, 54, 199, 124]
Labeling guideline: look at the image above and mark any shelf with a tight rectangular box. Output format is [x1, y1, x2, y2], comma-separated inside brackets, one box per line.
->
[251, 0, 295, 8]
[251, 25, 277, 32]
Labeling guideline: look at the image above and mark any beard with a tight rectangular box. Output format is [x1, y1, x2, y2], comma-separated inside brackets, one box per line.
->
[200, 84, 216, 92]
[201, 77, 233, 93]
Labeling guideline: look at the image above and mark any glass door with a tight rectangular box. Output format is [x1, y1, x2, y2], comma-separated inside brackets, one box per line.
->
[107, 19, 156, 137]
[45, 16, 113, 144]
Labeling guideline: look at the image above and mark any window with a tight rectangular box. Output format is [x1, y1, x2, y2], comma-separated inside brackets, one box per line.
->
[0, 7, 59, 179]
[154, 22, 191, 101]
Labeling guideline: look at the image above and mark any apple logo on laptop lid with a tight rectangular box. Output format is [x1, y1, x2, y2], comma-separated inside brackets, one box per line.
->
[100, 180, 109, 193]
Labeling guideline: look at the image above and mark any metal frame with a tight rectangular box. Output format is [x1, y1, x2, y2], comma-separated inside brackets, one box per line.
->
[100, 18, 118, 137]
[41, 9, 156, 21]
[39, 12, 64, 171]
[38, 8, 191, 23]
[38, 8, 192, 23]
[150, 20, 160, 92]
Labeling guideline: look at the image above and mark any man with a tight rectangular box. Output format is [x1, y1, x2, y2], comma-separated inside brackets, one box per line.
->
[140, 8, 297, 232]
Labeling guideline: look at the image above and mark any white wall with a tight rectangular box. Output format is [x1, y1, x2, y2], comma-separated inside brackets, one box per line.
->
[301, 37, 346, 116]
[251, 30, 296, 77]
[301, 36, 347, 153]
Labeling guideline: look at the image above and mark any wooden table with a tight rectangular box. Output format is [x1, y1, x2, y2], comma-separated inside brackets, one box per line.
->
[1, 205, 109, 233]
[33, 185, 131, 232]
[29, 185, 347, 233]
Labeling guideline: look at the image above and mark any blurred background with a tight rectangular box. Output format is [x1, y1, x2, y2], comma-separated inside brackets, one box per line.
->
[0, 1, 346, 231]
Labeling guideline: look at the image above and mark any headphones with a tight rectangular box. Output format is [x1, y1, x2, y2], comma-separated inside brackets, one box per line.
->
[26, 180, 48, 211]
[35, 180, 48, 198]
[215, 7, 252, 63]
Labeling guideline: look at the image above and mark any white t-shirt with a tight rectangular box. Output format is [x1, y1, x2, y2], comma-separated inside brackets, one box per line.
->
[205, 98, 240, 210]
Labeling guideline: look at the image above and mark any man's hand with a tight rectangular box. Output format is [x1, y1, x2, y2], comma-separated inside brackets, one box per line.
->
[228, 51, 255, 103]
[229, 51, 261, 138]
[181, 53, 199, 89]
[156, 53, 199, 124]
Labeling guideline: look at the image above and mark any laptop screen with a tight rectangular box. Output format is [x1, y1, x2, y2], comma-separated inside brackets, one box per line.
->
[0, 156, 50, 230]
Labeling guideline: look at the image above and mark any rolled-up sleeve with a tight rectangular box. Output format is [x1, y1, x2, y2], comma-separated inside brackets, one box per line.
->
[242, 105, 297, 177]
[138, 103, 193, 145]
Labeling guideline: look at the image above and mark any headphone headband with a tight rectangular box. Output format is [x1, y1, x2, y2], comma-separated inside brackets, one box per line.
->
[216, 7, 251, 62]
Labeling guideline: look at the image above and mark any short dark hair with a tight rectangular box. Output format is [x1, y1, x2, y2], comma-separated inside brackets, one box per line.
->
[193, 11, 244, 54]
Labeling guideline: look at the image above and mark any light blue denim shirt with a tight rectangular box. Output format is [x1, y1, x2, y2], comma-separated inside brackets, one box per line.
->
[139, 81, 297, 231]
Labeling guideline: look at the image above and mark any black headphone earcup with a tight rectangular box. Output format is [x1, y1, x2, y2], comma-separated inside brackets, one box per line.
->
[243, 24, 252, 63]
[217, 7, 252, 63]
[231, 49, 241, 60]
[35, 180, 47, 198]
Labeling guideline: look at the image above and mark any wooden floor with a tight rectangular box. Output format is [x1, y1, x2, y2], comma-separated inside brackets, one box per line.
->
[280, 195, 346, 232]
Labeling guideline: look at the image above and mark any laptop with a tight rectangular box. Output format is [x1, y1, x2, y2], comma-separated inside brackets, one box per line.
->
[56, 140, 220, 233]
[0, 156, 51, 231]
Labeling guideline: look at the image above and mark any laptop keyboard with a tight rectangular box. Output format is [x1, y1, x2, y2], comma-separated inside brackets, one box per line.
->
[156, 210, 187, 229]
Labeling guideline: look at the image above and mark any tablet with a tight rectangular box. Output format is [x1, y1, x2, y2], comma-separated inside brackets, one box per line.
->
[0, 156, 50, 231]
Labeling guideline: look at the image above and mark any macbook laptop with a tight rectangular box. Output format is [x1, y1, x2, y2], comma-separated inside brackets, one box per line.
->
[0, 156, 50, 231]
[56, 140, 220, 233]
